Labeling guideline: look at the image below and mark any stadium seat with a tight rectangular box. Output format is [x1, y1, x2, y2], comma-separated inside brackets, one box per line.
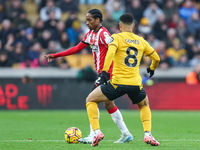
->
[77, 13, 86, 22]
[27, 14, 39, 26]
[79, 54, 94, 69]
[64, 54, 80, 68]
[89, 4, 105, 15]
[196, 2, 200, 10]
[78, 4, 89, 22]
[23, 3, 38, 15]
[25, 0, 34, 3]
[61, 12, 69, 21]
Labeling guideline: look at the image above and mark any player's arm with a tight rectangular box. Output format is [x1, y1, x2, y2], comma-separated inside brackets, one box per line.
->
[44, 42, 88, 62]
[148, 51, 160, 71]
[143, 40, 160, 77]
[101, 44, 117, 84]
[101, 35, 118, 84]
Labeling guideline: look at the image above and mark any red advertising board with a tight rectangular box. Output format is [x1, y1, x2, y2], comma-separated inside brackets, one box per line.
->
[128, 82, 200, 110]
[0, 79, 199, 110]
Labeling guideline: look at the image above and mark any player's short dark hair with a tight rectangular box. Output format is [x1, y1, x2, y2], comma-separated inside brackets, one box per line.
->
[88, 9, 103, 22]
[119, 13, 134, 25]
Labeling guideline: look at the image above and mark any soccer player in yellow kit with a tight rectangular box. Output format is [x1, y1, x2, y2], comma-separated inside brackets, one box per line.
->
[86, 13, 160, 147]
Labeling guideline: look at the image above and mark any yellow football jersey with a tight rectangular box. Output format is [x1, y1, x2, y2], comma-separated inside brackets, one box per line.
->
[103, 31, 160, 86]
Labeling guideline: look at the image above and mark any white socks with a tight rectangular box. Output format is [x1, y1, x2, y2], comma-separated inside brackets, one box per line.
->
[110, 109, 130, 135]
[89, 107, 130, 137]
[145, 131, 151, 136]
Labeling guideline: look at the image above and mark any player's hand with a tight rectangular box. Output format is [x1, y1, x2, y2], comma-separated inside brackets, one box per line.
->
[44, 54, 54, 62]
[146, 67, 154, 78]
[100, 71, 110, 85]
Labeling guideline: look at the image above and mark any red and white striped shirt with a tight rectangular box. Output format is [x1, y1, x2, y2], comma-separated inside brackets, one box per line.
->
[82, 26, 113, 74]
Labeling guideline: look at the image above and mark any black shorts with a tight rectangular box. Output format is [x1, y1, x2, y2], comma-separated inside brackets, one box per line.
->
[101, 81, 147, 104]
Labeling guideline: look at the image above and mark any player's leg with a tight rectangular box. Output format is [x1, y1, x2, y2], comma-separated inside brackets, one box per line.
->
[79, 76, 101, 144]
[86, 86, 109, 146]
[137, 95, 160, 146]
[104, 101, 133, 143]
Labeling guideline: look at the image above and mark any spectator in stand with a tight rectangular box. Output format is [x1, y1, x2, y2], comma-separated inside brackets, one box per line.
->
[126, 0, 144, 25]
[185, 35, 197, 60]
[163, 0, 179, 21]
[153, 14, 168, 40]
[38, 29, 52, 49]
[27, 42, 43, 61]
[0, 51, 13, 67]
[38, 51, 48, 66]
[33, 19, 45, 39]
[7, 0, 25, 22]
[53, 57, 70, 69]
[52, 21, 66, 40]
[143, 2, 164, 26]
[0, 1, 5, 23]
[187, 12, 200, 35]
[138, 17, 152, 37]
[59, 0, 79, 13]
[196, 28, 200, 49]
[109, 23, 120, 34]
[179, 0, 198, 24]
[4, 33, 15, 52]
[110, 1, 125, 22]
[44, 11, 59, 32]
[16, 27, 28, 44]
[0, 19, 15, 46]
[186, 64, 200, 84]
[156, 41, 173, 69]
[146, 32, 160, 49]
[20, 27, 34, 50]
[65, 12, 78, 29]
[40, 0, 62, 22]
[46, 40, 59, 53]
[175, 54, 189, 67]
[158, 50, 173, 69]
[102, 11, 117, 31]
[164, 28, 177, 48]
[105, 0, 125, 14]
[176, 19, 188, 43]
[8, 42, 26, 65]
[189, 51, 200, 67]
[155, 41, 167, 54]
[66, 20, 83, 46]
[167, 13, 180, 28]
[55, 32, 70, 52]
[166, 38, 187, 65]
[13, 12, 31, 31]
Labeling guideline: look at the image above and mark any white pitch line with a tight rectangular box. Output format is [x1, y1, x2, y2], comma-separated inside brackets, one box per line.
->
[0, 139, 199, 142]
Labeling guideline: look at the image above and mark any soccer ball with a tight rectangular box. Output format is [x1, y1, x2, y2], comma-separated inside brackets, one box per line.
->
[64, 127, 82, 143]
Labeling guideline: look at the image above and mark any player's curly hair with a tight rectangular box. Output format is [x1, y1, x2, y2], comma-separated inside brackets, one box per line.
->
[88, 9, 103, 23]
[119, 13, 134, 25]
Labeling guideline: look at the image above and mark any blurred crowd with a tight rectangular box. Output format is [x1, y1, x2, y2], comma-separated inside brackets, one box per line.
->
[0, 0, 200, 71]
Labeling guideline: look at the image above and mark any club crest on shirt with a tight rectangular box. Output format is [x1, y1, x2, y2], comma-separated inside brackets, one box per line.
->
[104, 32, 113, 44]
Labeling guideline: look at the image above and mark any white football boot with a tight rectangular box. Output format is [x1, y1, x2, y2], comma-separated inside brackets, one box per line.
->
[114, 134, 133, 143]
[78, 135, 93, 144]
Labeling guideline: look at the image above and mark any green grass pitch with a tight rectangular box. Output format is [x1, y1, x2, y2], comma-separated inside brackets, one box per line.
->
[0, 110, 200, 150]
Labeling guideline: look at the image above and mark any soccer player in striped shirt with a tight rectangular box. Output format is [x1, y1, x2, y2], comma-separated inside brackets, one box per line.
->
[45, 9, 132, 144]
